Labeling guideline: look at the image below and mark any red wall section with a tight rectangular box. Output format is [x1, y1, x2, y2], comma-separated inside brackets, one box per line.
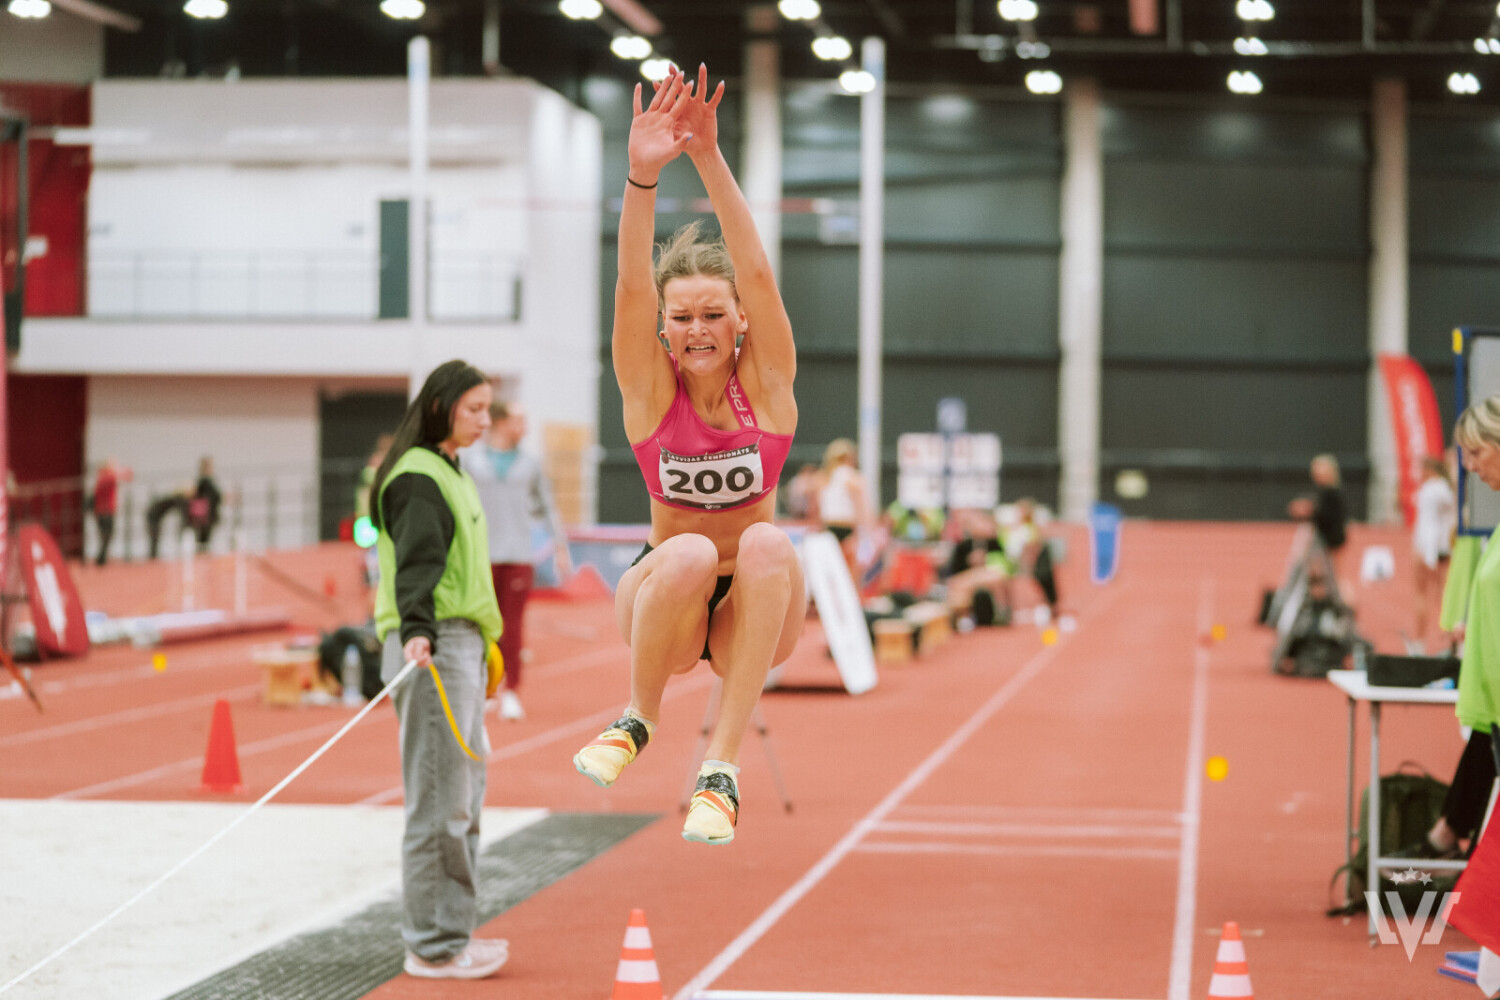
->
[7, 374, 86, 486]
[0, 84, 90, 317]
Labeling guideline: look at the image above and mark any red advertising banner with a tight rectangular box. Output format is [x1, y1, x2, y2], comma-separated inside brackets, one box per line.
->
[1378, 353, 1445, 528]
[16, 522, 88, 657]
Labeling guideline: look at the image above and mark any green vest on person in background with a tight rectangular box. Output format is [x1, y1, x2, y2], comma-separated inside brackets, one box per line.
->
[374, 447, 503, 647]
[1441, 534, 1483, 633]
[1456, 527, 1500, 734]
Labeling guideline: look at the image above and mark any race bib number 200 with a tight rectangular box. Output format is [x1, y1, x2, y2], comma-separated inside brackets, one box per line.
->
[659, 444, 764, 510]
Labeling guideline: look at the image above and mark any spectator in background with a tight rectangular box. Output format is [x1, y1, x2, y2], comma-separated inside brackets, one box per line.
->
[814, 438, 874, 584]
[996, 499, 1060, 624]
[187, 457, 223, 553]
[781, 463, 819, 522]
[1412, 453, 1457, 650]
[461, 400, 571, 722]
[90, 458, 131, 566]
[356, 433, 395, 522]
[1288, 453, 1349, 587]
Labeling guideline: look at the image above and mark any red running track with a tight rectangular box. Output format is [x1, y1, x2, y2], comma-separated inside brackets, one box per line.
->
[0, 524, 1478, 998]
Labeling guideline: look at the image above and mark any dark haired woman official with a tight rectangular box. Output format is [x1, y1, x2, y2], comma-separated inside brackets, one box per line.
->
[370, 359, 508, 981]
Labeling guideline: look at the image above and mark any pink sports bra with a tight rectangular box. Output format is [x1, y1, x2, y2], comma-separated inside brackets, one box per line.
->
[630, 369, 794, 512]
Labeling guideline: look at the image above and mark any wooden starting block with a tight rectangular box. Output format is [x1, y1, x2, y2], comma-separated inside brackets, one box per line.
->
[253, 644, 319, 706]
[904, 601, 952, 654]
[872, 618, 915, 665]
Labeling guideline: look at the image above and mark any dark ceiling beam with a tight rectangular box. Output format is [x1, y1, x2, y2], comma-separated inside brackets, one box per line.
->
[931, 33, 1478, 57]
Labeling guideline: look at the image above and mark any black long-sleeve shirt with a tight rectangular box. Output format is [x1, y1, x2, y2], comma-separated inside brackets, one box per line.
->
[382, 446, 457, 650]
[1312, 486, 1347, 551]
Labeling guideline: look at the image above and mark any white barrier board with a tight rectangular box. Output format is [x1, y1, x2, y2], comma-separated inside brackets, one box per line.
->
[799, 530, 877, 695]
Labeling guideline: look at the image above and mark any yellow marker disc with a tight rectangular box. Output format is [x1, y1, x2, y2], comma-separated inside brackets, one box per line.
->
[1210, 624, 1227, 642]
[1041, 628, 1059, 646]
[151, 653, 167, 673]
[1205, 755, 1229, 782]
[1454, 328, 1465, 355]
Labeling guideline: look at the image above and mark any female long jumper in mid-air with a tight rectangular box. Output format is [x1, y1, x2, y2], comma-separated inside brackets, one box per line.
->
[572, 65, 806, 845]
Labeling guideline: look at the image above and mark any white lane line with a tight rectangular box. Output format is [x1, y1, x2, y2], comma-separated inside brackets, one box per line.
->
[356, 670, 714, 806]
[871, 820, 1180, 839]
[669, 585, 1128, 1000]
[694, 991, 1159, 999]
[854, 842, 1179, 861]
[891, 804, 1184, 824]
[0, 685, 261, 748]
[1166, 578, 1213, 1000]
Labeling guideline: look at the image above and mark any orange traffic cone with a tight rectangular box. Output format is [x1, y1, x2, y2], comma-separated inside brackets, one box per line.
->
[1206, 921, 1253, 999]
[198, 698, 243, 794]
[611, 908, 662, 1000]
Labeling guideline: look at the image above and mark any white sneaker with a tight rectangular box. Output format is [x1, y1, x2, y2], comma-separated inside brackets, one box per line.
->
[404, 938, 509, 979]
[499, 690, 525, 721]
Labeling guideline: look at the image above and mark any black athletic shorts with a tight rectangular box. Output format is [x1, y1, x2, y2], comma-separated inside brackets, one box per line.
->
[632, 543, 733, 660]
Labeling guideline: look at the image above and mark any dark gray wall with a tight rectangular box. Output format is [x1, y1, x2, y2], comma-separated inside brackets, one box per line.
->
[581, 78, 1500, 525]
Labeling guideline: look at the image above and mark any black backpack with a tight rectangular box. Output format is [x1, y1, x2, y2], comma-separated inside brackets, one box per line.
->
[1328, 763, 1454, 916]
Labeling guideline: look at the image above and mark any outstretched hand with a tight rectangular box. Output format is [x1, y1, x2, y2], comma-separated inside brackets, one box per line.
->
[654, 63, 724, 159]
[628, 71, 694, 183]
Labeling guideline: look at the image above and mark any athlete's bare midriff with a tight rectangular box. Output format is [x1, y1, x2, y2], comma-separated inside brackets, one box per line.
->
[647, 489, 779, 574]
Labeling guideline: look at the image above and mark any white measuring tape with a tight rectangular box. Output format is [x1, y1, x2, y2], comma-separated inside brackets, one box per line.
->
[0, 657, 424, 995]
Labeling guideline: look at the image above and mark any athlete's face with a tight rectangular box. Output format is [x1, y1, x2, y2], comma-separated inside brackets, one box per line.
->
[661, 274, 746, 372]
[1462, 438, 1500, 492]
[442, 382, 493, 455]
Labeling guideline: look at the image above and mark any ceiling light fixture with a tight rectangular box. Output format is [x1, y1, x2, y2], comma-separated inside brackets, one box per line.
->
[640, 57, 675, 80]
[7, 0, 51, 16]
[1236, 0, 1274, 21]
[1016, 40, 1051, 59]
[1448, 71, 1481, 95]
[1025, 69, 1063, 93]
[1476, 38, 1500, 55]
[1233, 36, 1268, 56]
[838, 69, 876, 94]
[610, 34, 651, 59]
[812, 35, 853, 61]
[558, 0, 601, 19]
[777, 0, 819, 20]
[998, 0, 1038, 22]
[1227, 69, 1263, 94]
[379, 0, 422, 17]
[183, 0, 227, 18]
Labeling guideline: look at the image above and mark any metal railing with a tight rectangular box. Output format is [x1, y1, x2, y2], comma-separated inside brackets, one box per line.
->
[86, 249, 523, 322]
[11, 450, 593, 565]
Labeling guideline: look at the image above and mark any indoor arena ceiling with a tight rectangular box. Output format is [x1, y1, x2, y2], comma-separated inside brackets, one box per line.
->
[69, 0, 1500, 106]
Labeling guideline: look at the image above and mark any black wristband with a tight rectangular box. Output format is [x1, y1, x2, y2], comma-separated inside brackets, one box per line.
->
[626, 176, 658, 190]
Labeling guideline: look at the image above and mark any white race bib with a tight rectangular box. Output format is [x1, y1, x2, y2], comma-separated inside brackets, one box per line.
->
[659, 444, 764, 510]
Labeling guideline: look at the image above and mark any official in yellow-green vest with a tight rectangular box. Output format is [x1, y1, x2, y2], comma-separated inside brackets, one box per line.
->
[369, 359, 509, 981]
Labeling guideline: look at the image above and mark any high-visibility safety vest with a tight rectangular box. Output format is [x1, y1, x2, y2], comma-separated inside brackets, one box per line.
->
[374, 446, 503, 647]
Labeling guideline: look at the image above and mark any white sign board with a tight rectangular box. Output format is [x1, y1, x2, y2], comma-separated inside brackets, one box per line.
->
[798, 531, 877, 695]
[896, 432, 1002, 510]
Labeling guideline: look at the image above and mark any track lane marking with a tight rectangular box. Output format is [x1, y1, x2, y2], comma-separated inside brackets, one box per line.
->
[1165, 578, 1213, 1000]
[853, 842, 1179, 860]
[670, 584, 1130, 1000]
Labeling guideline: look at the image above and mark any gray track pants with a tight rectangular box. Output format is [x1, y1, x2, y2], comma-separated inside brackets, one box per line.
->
[382, 618, 489, 962]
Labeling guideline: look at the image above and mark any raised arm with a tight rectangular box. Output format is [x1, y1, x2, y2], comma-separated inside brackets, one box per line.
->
[613, 73, 694, 437]
[678, 65, 797, 402]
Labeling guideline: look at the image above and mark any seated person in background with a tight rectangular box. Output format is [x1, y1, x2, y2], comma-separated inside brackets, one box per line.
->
[993, 499, 1060, 624]
[884, 500, 945, 544]
[945, 507, 1000, 578]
